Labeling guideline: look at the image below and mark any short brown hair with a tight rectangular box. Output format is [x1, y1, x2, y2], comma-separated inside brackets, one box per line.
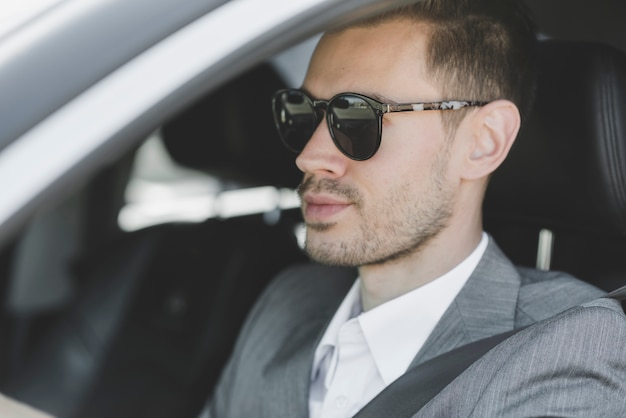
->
[354, 0, 538, 132]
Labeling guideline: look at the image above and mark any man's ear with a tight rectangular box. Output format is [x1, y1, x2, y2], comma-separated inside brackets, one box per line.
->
[461, 100, 520, 180]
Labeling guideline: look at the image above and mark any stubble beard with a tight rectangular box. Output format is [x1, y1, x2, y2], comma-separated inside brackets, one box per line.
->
[300, 151, 455, 268]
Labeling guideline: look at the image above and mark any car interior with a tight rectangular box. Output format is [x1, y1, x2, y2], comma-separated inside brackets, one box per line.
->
[0, 1, 625, 417]
[0, 61, 309, 418]
[484, 39, 626, 293]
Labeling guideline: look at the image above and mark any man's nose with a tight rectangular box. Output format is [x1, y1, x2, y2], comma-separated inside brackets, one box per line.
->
[295, 118, 349, 178]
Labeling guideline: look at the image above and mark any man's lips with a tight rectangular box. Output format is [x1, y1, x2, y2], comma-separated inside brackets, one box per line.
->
[302, 194, 352, 221]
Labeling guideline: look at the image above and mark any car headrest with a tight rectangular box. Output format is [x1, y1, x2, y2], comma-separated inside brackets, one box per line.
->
[161, 63, 302, 189]
[484, 40, 626, 236]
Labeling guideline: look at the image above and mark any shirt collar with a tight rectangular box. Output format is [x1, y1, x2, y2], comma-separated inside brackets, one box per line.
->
[312, 233, 489, 385]
[311, 278, 362, 382]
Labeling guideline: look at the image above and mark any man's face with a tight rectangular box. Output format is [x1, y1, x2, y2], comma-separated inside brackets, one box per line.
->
[296, 19, 459, 267]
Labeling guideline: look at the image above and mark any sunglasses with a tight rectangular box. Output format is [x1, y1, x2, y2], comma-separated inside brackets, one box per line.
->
[272, 89, 489, 161]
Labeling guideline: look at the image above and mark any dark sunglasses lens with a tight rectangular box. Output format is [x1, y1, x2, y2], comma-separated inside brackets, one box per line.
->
[273, 91, 317, 153]
[329, 95, 379, 160]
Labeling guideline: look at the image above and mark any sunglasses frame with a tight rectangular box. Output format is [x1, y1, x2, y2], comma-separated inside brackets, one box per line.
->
[273, 88, 489, 161]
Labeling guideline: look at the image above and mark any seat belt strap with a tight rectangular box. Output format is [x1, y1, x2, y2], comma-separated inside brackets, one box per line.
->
[354, 285, 626, 418]
[353, 327, 520, 418]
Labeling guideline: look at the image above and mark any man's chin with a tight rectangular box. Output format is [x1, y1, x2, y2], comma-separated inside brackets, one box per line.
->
[304, 240, 356, 267]
[304, 221, 337, 233]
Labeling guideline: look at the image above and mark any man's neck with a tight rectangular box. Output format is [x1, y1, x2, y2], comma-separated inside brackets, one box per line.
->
[358, 226, 483, 311]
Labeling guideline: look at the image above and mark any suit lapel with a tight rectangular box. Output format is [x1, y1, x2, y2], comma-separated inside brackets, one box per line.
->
[261, 266, 356, 418]
[411, 240, 521, 366]
[262, 316, 329, 418]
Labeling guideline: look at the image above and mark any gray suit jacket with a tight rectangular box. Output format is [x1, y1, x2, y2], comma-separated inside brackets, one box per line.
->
[205, 240, 620, 417]
[416, 296, 626, 417]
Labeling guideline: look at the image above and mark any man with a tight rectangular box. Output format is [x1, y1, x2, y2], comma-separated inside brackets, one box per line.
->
[204, 0, 626, 416]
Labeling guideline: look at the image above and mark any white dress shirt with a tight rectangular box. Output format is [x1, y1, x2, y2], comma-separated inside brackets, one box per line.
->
[309, 233, 489, 418]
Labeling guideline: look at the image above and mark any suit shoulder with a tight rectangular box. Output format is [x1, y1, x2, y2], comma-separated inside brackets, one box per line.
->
[515, 267, 604, 323]
[503, 298, 626, 380]
[491, 298, 626, 382]
[426, 298, 626, 417]
[535, 297, 626, 335]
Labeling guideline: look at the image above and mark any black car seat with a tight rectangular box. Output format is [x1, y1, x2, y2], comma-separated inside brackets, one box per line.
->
[3, 63, 307, 418]
[484, 40, 626, 293]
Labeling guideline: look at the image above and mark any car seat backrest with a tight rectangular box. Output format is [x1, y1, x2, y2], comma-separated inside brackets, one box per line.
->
[484, 40, 626, 291]
[162, 63, 302, 189]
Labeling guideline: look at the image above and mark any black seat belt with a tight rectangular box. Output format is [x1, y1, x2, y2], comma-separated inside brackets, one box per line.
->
[353, 328, 520, 418]
[354, 286, 626, 418]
